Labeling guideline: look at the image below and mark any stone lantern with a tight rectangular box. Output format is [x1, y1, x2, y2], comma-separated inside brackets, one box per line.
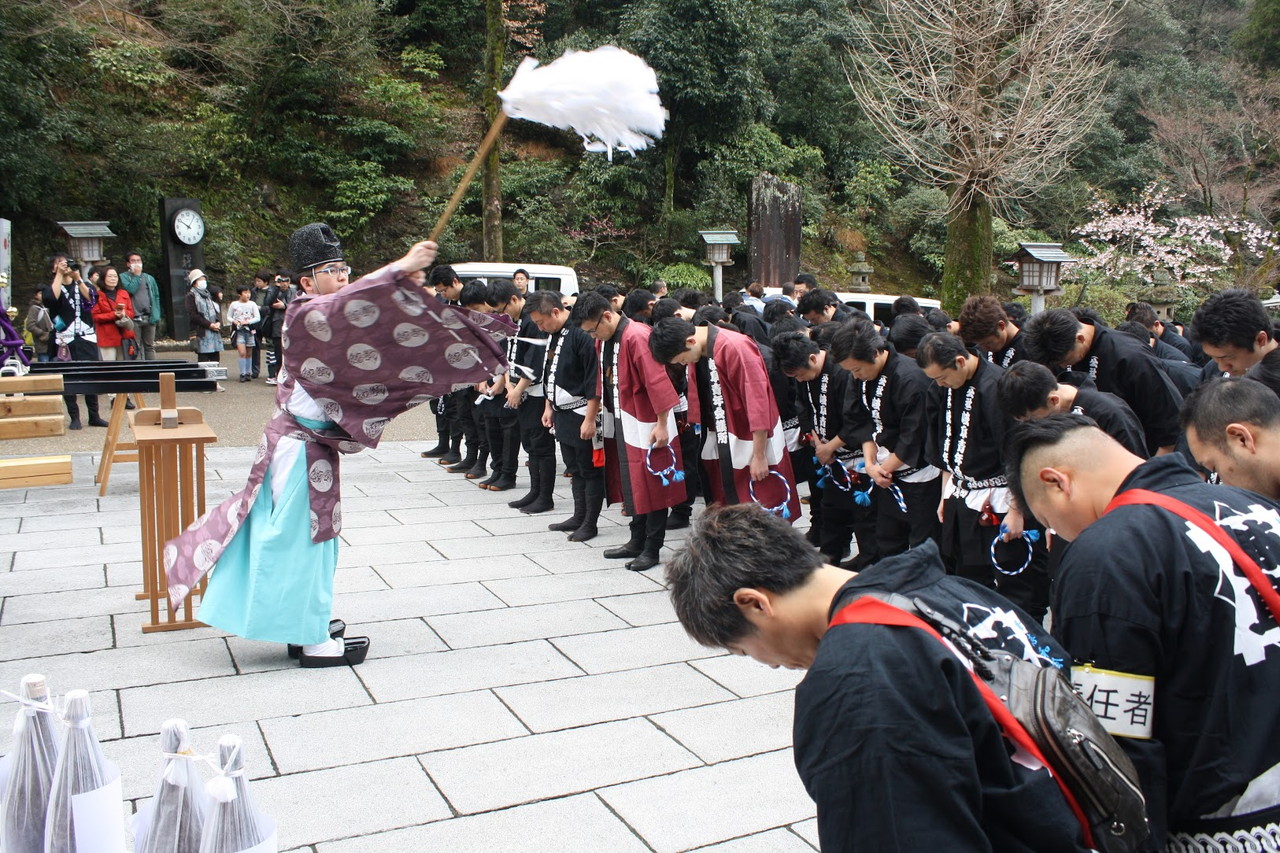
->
[849, 252, 873, 293]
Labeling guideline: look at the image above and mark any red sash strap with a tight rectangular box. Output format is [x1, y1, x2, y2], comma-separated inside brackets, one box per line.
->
[1105, 488, 1280, 627]
[829, 597, 1095, 848]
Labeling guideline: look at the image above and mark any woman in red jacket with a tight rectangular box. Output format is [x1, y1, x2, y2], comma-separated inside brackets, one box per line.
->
[91, 266, 136, 361]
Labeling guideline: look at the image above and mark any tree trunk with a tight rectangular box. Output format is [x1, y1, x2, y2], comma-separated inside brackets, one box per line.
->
[663, 141, 677, 249]
[940, 190, 993, 311]
[482, 0, 505, 262]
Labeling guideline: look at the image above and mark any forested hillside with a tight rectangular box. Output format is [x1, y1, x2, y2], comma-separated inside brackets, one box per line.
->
[1, 0, 1276, 313]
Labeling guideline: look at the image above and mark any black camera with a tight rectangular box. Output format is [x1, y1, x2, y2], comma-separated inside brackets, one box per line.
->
[66, 259, 81, 272]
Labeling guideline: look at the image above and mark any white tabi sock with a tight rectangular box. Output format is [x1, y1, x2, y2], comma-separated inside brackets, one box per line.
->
[301, 636, 344, 657]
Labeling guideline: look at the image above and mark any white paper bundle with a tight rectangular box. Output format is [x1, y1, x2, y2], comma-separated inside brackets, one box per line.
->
[499, 46, 667, 159]
[43, 690, 124, 853]
[133, 720, 210, 853]
[197, 735, 276, 853]
[0, 674, 62, 853]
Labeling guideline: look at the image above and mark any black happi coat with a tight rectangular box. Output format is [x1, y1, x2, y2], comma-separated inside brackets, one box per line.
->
[1053, 455, 1280, 846]
[987, 329, 1028, 369]
[546, 324, 598, 409]
[794, 355, 862, 463]
[509, 316, 547, 388]
[796, 542, 1088, 852]
[848, 346, 934, 470]
[925, 356, 1010, 484]
[1065, 382, 1148, 459]
[1066, 319, 1183, 454]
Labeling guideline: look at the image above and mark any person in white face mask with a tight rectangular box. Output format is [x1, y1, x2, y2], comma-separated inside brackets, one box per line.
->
[185, 269, 225, 390]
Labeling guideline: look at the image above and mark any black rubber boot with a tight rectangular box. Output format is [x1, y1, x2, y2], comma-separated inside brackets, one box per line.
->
[626, 509, 669, 571]
[461, 447, 489, 478]
[508, 456, 541, 509]
[447, 445, 480, 474]
[486, 426, 521, 491]
[549, 476, 585, 531]
[604, 515, 645, 558]
[520, 456, 557, 514]
[568, 476, 605, 542]
[437, 432, 463, 466]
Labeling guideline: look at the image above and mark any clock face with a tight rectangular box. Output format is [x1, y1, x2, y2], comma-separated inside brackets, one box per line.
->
[173, 208, 205, 245]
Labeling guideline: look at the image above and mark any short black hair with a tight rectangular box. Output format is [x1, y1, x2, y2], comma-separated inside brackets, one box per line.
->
[487, 279, 520, 307]
[650, 297, 682, 324]
[428, 265, 458, 288]
[1190, 288, 1273, 350]
[276, 269, 295, 282]
[997, 361, 1058, 419]
[763, 300, 793, 324]
[622, 288, 657, 319]
[1022, 308, 1083, 367]
[780, 282, 796, 297]
[796, 289, 838, 317]
[1070, 306, 1107, 326]
[887, 314, 932, 355]
[513, 267, 530, 278]
[594, 283, 622, 301]
[644, 279, 667, 294]
[771, 331, 820, 373]
[794, 273, 819, 289]
[236, 284, 252, 295]
[958, 295, 1008, 344]
[830, 318, 884, 365]
[693, 305, 732, 328]
[1125, 302, 1159, 329]
[570, 290, 611, 326]
[915, 332, 970, 370]
[674, 288, 709, 310]
[892, 295, 922, 317]
[1004, 412, 1100, 518]
[925, 308, 952, 332]
[459, 280, 490, 308]
[722, 291, 745, 313]
[1180, 377, 1280, 450]
[1116, 320, 1155, 346]
[525, 290, 563, 315]
[254, 268, 273, 283]
[665, 504, 823, 648]
[1002, 302, 1028, 325]
[768, 316, 808, 339]
[650, 317, 696, 363]
[126, 250, 144, 263]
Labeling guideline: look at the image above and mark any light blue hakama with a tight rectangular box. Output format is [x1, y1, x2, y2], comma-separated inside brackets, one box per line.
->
[198, 447, 338, 645]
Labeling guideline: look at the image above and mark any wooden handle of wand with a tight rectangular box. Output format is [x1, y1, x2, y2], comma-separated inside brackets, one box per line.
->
[429, 111, 510, 243]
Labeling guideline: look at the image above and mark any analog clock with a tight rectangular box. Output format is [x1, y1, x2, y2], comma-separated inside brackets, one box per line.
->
[172, 208, 206, 245]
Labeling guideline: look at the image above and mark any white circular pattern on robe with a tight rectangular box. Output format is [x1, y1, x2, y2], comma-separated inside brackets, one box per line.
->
[281, 331, 290, 350]
[248, 482, 261, 503]
[331, 501, 342, 532]
[225, 499, 242, 524]
[393, 322, 429, 348]
[309, 458, 335, 492]
[344, 299, 380, 328]
[303, 311, 332, 342]
[445, 342, 480, 370]
[392, 288, 426, 316]
[353, 383, 389, 406]
[347, 343, 382, 371]
[163, 543, 178, 572]
[310, 510, 319, 539]
[193, 540, 221, 573]
[314, 398, 344, 423]
[437, 307, 466, 330]
[300, 357, 335, 385]
[254, 438, 269, 464]
[406, 394, 433, 410]
[398, 365, 434, 384]
[362, 417, 389, 439]
[338, 440, 363, 454]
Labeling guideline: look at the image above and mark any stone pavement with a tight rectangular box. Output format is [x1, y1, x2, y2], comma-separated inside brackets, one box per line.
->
[0, 442, 819, 851]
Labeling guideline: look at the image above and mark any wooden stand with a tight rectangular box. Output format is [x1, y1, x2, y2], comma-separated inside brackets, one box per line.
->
[95, 391, 145, 496]
[133, 373, 218, 633]
[0, 374, 73, 488]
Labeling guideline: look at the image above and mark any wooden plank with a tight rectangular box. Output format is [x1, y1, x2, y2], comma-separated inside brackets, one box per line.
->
[0, 375, 63, 394]
[0, 397, 65, 417]
[0, 416, 65, 440]
[0, 455, 73, 489]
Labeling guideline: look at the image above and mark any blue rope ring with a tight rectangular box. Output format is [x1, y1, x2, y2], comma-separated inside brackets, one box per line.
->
[991, 525, 1042, 576]
[645, 443, 685, 488]
[887, 483, 908, 514]
[750, 470, 793, 519]
[851, 460, 873, 507]
[813, 456, 852, 493]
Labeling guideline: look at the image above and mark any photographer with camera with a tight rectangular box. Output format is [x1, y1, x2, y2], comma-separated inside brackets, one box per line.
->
[39, 253, 106, 429]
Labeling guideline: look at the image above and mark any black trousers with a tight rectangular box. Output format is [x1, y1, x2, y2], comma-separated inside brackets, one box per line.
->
[554, 411, 603, 487]
[874, 476, 942, 558]
[518, 395, 555, 458]
[941, 496, 1051, 621]
[627, 508, 668, 557]
[814, 478, 877, 567]
[482, 399, 520, 476]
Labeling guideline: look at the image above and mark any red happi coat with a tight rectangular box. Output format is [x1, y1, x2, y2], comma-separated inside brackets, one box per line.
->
[686, 326, 801, 522]
[599, 317, 688, 515]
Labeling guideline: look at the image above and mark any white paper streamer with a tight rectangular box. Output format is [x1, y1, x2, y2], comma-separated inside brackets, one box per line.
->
[499, 46, 667, 160]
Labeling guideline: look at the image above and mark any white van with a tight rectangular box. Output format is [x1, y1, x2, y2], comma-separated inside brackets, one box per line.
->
[763, 288, 941, 326]
[451, 262, 579, 295]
